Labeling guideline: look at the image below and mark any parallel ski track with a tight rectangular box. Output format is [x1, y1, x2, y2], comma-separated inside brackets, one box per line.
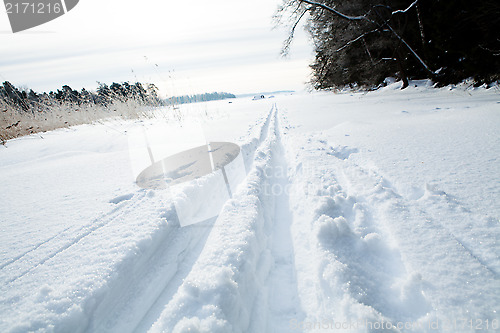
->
[86, 104, 278, 333]
[261, 107, 305, 332]
[2, 191, 149, 284]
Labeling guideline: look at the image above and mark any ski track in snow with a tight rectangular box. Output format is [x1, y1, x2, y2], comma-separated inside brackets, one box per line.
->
[0, 103, 282, 332]
[87, 106, 281, 333]
[145, 104, 307, 332]
[1, 192, 147, 284]
[1, 88, 499, 332]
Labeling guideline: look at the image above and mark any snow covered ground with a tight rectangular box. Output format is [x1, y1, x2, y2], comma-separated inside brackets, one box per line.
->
[0, 82, 499, 332]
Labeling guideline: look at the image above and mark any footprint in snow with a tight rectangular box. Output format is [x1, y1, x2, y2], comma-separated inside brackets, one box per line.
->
[327, 146, 359, 160]
[109, 193, 134, 204]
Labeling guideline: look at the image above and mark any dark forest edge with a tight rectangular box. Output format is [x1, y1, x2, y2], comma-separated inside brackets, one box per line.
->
[276, 0, 500, 90]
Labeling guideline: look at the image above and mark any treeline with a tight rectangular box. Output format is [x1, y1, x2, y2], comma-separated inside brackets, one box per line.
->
[165, 92, 236, 105]
[0, 81, 165, 143]
[0, 81, 163, 113]
[278, 0, 500, 89]
[1, 82, 236, 143]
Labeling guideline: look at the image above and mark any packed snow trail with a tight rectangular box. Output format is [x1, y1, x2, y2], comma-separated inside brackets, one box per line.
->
[264, 139, 304, 332]
[147, 104, 305, 332]
[90, 105, 280, 333]
[1, 85, 499, 332]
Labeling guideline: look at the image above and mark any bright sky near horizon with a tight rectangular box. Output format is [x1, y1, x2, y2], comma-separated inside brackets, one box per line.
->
[0, 0, 313, 97]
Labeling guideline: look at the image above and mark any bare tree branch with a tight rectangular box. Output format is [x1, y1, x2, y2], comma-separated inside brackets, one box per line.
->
[297, 0, 370, 21]
[281, 7, 309, 56]
[362, 37, 376, 65]
[415, 3, 426, 47]
[282, 0, 436, 81]
[335, 28, 379, 53]
[392, 0, 419, 15]
[300, 0, 435, 74]
[384, 22, 434, 73]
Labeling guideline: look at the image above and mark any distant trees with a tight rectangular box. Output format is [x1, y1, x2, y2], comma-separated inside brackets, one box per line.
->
[1, 81, 239, 142]
[0, 81, 167, 143]
[276, 0, 500, 89]
[0, 81, 163, 114]
[165, 92, 236, 105]
[1, 81, 237, 120]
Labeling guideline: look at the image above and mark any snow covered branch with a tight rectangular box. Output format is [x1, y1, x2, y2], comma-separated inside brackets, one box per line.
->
[392, 0, 419, 15]
[383, 20, 435, 74]
[297, 0, 370, 21]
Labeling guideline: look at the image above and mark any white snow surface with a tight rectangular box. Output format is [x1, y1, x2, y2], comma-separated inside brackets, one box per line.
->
[1, 82, 499, 332]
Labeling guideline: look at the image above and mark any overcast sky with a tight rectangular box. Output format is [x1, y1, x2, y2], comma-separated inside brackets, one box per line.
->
[0, 0, 313, 97]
